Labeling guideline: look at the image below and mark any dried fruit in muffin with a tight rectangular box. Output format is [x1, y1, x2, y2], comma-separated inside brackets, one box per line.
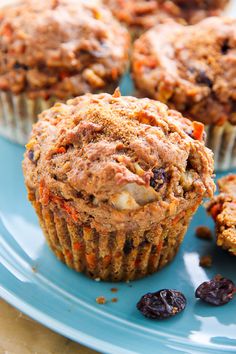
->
[207, 175, 236, 256]
[23, 90, 214, 281]
[195, 275, 235, 306]
[137, 289, 186, 319]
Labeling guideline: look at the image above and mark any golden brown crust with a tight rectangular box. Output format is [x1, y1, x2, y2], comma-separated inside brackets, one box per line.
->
[0, 0, 129, 99]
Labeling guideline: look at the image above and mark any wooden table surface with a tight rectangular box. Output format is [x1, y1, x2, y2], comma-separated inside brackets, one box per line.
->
[0, 299, 98, 354]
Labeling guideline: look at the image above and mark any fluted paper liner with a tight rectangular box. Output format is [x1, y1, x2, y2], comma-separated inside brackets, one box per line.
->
[0, 92, 56, 145]
[31, 196, 198, 282]
[205, 121, 236, 171]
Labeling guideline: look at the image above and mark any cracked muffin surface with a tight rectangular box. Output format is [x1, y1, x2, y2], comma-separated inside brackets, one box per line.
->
[23, 91, 215, 281]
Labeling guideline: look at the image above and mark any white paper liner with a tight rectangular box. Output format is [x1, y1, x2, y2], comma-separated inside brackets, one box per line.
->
[205, 121, 236, 171]
[0, 91, 56, 145]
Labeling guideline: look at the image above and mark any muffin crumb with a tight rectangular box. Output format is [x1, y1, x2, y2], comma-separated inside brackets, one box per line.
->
[199, 255, 213, 268]
[111, 297, 118, 303]
[195, 226, 212, 240]
[96, 296, 107, 304]
[110, 287, 118, 293]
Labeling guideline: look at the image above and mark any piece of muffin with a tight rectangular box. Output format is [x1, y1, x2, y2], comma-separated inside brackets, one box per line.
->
[207, 175, 236, 256]
[103, 0, 229, 39]
[132, 17, 236, 170]
[23, 90, 214, 281]
[0, 0, 129, 145]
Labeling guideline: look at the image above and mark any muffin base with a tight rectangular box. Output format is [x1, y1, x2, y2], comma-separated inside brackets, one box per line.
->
[0, 92, 56, 145]
[31, 198, 198, 282]
[205, 122, 236, 171]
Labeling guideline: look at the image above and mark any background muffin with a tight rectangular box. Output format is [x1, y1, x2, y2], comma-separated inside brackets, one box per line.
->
[103, 0, 229, 38]
[207, 175, 236, 256]
[23, 90, 214, 281]
[132, 17, 236, 170]
[0, 0, 129, 144]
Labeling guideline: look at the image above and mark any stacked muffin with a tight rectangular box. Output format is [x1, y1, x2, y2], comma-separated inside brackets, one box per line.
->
[0, 0, 129, 144]
[23, 91, 214, 281]
[132, 17, 236, 170]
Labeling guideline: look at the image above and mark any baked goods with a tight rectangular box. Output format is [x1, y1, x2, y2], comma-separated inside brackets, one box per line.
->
[132, 17, 236, 170]
[23, 90, 214, 281]
[0, 0, 129, 144]
[207, 175, 236, 256]
[103, 0, 229, 38]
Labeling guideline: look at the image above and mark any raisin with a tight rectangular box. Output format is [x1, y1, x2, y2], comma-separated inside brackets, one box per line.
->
[150, 168, 168, 191]
[137, 289, 186, 320]
[221, 40, 230, 54]
[196, 70, 213, 88]
[195, 275, 236, 306]
[195, 226, 212, 240]
[28, 150, 34, 162]
[13, 62, 29, 70]
[123, 239, 134, 255]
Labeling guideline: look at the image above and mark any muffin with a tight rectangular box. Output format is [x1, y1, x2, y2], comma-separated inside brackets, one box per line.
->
[0, 0, 129, 145]
[103, 0, 229, 39]
[207, 175, 236, 256]
[132, 17, 236, 170]
[23, 90, 214, 281]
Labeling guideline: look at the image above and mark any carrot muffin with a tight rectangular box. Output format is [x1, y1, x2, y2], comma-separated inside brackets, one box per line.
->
[132, 17, 236, 170]
[207, 175, 236, 256]
[0, 0, 129, 145]
[23, 90, 214, 281]
[103, 0, 229, 38]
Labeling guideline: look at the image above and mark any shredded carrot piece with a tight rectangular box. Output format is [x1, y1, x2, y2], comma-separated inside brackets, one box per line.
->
[59, 72, 69, 80]
[192, 121, 204, 141]
[39, 180, 50, 205]
[56, 146, 66, 154]
[210, 203, 222, 221]
[73, 242, 83, 251]
[62, 202, 78, 222]
[103, 255, 111, 266]
[86, 253, 96, 268]
[113, 87, 121, 98]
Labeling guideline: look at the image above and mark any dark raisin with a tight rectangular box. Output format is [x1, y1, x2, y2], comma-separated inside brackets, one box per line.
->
[221, 40, 230, 54]
[28, 150, 34, 162]
[13, 62, 29, 70]
[150, 168, 168, 191]
[195, 275, 236, 306]
[196, 70, 213, 88]
[137, 289, 186, 320]
[123, 239, 134, 255]
[139, 239, 149, 247]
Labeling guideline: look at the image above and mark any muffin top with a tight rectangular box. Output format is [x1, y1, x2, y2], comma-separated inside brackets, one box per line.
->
[23, 91, 214, 231]
[103, 0, 228, 33]
[132, 17, 236, 125]
[0, 0, 129, 99]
